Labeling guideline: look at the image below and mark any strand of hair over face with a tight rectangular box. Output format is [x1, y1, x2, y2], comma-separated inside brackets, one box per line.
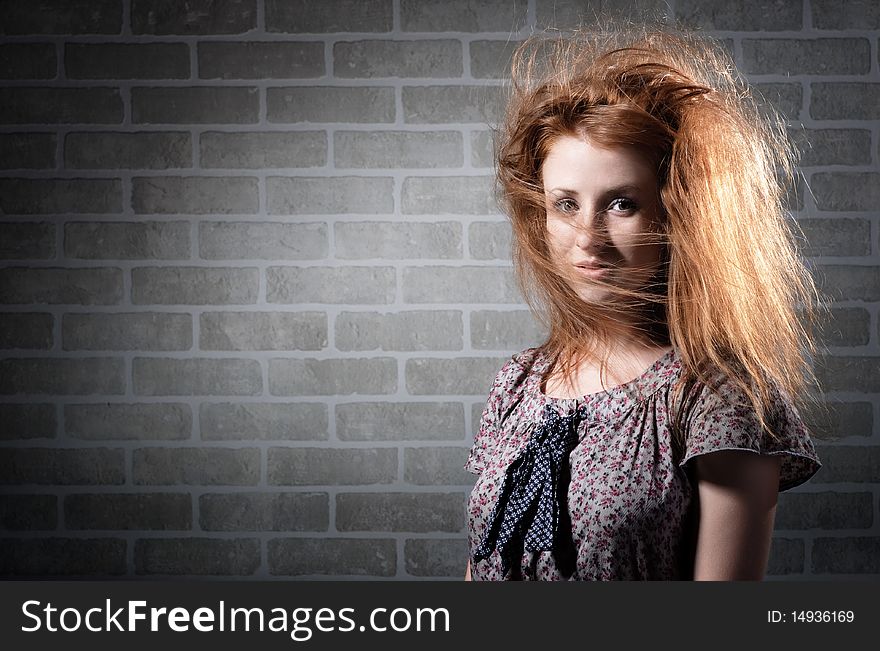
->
[494, 20, 829, 439]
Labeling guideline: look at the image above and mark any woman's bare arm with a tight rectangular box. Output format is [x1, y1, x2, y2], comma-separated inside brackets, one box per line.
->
[691, 449, 781, 580]
[465, 559, 472, 581]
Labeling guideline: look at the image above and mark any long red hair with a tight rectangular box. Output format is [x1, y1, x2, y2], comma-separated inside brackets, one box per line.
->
[495, 22, 828, 437]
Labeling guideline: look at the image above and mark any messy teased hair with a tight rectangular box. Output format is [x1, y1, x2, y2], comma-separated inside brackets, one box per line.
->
[496, 21, 827, 438]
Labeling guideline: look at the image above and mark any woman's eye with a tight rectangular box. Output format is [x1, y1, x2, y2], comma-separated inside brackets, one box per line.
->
[607, 198, 637, 214]
[554, 198, 578, 213]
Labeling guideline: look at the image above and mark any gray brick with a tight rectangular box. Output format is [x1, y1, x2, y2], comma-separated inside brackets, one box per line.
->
[133, 447, 259, 485]
[402, 176, 496, 213]
[0, 358, 125, 395]
[677, 0, 801, 30]
[200, 131, 326, 168]
[766, 537, 804, 575]
[132, 266, 259, 305]
[336, 401, 465, 441]
[132, 87, 259, 124]
[801, 401, 873, 440]
[132, 357, 262, 396]
[268, 538, 396, 576]
[335, 310, 463, 351]
[268, 357, 397, 396]
[796, 218, 871, 257]
[200, 311, 327, 350]
[266, 0, 393, 33]
[403, 85, 504, 123]
[338, 492, 465, 532]
[0, 222, 54, 259]
[811, 83, 880, 120]
[131, 0, 256, 35]
[470, 40, 521, 79]
[812, 537, 880, 574]
[200, 402, 328, 441]
[0, 538, 125, 577]
[406, 356, 507, 395]
[65, 131, 191, 169]
[815, 266, 880, 303]
[0, 404, 57, 440]
[535, 0, 671, 27]
[0, 447, 124, 485]
[791, 129, 872, 167]
[0, 43, 56, 79]
[403, 266, 520, 303]
[65, 221, 191, 259]
[776, 491, 872, 530]
[811, 173, 880, 212]
[267, 176, 393, 214]
[818, 308, 870, 348]
[199, 41, 323, 79]
[471, 130, 494, 167]
[335, 131, 462, 168]
[200, 492, 328, 531]
[199, 221, 328, 259]
[266, 266, 395, 304]
[268, 447, 397, 485]
[0, 495, 57, 530]
[471, 309, 546, 349]
[469, 221, 510, 259]
[267, 86, 395, 123]
[0, 133, 56, 169]
[135, 538, 259, 575]
[63, 312, 192, 351]
[336, 221, 461, 258]
[132, 176, 258, 214]
[0, 0, 121, 35]
[405, 446, 473, 485]
[742, 39, 869, 75]
[753, 83, 802, 122]
[405, 538, 466, 577]
[812, 0, 880, 29]
[0, 312, 53, 349]
[65, 43, 189, 79]
[0, 267, 122, 305]
[0, 87, 122, 124]
[811, 445, 880, 482]
[65, 493, 192, 530]
[816, 356, 880, 393]
[334, 40, 461, 78]
[401, 0, 527, 31]
[0, 178, 121, 214]
[66, 402, 192, 440]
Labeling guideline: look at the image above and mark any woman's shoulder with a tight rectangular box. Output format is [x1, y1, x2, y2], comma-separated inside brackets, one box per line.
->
[492, 346, 546, 386]
[675, 362, 822, 491]
[483, 346, 548, 405]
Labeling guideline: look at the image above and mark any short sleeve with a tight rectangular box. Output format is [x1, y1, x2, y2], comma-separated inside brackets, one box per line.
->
[463, 351, 534, 476]
[679, 375, 821, 492]
[463, 364, 507, 476]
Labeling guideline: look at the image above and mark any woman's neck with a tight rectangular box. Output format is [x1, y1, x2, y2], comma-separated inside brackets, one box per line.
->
[543, 339, 673, 399]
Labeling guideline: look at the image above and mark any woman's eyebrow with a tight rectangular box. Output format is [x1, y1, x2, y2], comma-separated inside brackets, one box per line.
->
[546, 184, 644, 196]
[545, 187, 580, 196]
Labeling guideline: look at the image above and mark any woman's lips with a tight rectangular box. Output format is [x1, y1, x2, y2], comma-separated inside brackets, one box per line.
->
[573, 264, 609, 278]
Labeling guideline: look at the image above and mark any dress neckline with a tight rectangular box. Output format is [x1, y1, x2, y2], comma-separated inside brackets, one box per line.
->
[531, 346, 680, 407]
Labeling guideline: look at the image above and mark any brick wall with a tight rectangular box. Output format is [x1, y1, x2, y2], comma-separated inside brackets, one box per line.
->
[0, 0, 877, 579]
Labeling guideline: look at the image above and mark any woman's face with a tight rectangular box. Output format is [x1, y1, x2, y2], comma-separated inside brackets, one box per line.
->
[542, 134, 666, 305]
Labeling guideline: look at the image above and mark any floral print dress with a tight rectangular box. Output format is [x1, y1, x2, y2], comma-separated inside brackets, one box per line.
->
[464, 347, 821, 581]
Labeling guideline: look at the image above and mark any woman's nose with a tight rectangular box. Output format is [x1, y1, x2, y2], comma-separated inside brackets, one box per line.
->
[573, 209, 608, 250]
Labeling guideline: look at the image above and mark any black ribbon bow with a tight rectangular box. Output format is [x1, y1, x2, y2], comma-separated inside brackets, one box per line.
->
[474, 403, 583, 577]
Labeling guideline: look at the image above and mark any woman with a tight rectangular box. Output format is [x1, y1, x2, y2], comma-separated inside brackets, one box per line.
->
[463, 23, 824, 581]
